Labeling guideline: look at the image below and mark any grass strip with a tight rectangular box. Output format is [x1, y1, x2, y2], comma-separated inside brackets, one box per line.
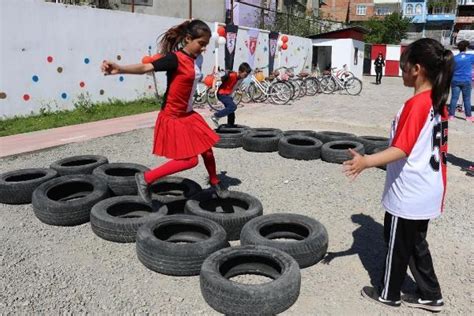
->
[0, 96, 162, 137]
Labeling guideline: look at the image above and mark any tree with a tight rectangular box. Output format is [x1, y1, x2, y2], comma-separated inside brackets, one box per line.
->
[363, 13, 412, 44]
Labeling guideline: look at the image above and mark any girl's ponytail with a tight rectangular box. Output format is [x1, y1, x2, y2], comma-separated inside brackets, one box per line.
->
[431, 49, 454, 114]
[158, 20, 191, 54]
[157, 19, 211, 55]
[400, 39, 455, 115]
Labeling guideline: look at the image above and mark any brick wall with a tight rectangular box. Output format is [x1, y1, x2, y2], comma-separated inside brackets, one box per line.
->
[320, 0, 375, 22]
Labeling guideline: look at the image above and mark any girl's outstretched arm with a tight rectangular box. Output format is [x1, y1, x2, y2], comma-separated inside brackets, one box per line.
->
[343, 147, 406, 180]
[101, 61, 154, 75]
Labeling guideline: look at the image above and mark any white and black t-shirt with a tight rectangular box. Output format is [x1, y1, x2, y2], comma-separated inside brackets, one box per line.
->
[382, 90, 448, 220]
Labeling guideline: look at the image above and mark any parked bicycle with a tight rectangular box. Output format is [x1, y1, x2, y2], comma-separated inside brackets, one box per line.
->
[319, 65, 362, 96]
[247, 67, 293, 105]
[281, 66, 320, 97]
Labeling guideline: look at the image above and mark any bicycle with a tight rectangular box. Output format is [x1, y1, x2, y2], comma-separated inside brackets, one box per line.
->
[319, 65, 362, 96]
[273, 66, 303, 100]
[282, 66, 320, 97]
[247, 67, 292, 105]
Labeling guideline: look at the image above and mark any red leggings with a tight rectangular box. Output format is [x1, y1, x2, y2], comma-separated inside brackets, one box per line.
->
[143, 148, 219, 185]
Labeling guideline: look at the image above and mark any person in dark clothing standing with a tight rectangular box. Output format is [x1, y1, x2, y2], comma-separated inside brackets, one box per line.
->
[374, 53, 385, 84]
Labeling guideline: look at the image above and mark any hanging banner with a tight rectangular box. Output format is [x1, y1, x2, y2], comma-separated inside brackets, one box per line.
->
[268, 31, 279, 74]
[225, 24, 239, 70]
[247, 28, 259, 68]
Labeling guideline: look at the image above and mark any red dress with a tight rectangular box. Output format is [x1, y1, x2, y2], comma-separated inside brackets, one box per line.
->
[151, 50, 219, 160]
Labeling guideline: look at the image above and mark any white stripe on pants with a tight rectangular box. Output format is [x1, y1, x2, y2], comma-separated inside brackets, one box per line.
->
[381, 215, 398, 299]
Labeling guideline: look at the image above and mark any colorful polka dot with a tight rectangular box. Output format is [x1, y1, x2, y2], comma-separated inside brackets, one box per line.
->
[61, 93, 67, 99]
[0, 92, 7, 99]
[47, 56, 53, 63]
[57, 67, 63, 73]
[79, 81, 85, 88]
[148, 46, 152, 50]
[32, 75, 39, 82]
[117, 55, 122, 61]
[100, 89, 105, 95]
[84, 58, 90, 64]
[23, 94, 30, 101]
[148, 85, 153, 89]
[119, 76, 124, 82]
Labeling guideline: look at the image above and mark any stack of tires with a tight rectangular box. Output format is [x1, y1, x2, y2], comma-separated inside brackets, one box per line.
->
[214, 126, 389, 165]
[217, 126, 389, 166]
[0, 153, 330, 315]
[135, 187, 329, 315]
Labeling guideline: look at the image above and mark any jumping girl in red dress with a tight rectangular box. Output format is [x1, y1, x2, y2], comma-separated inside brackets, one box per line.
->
[101, 20, 227, 202]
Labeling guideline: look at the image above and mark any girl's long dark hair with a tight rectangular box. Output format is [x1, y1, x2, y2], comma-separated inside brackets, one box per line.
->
[400, 38, 454, 114]
[158, 19, 211, 54]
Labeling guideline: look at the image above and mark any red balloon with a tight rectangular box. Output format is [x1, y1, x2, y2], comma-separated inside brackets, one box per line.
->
[141, 55, 153, 64]
[203, 74, 214, 87]
[281, 35, 289, 43]
[282, 43, 288, 50]
[217, 26, 226, 37]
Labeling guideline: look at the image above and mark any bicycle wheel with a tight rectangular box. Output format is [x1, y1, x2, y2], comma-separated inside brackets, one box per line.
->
[249, 83, 267, 103]
[233, 89, 243, 107]
[240, 84, 252, 103]
[286, 81, 299, 100]
[207, 89, 225, 111]
[295, 79, 306, 98]
[269, 82, 292, 105]
[319, 76, 336, 94]
[304, 78, 320, 96]
[345, 77, 363, 96]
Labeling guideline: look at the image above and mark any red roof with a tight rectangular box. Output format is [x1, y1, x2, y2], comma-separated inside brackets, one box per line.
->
[308, 26, 369, 42]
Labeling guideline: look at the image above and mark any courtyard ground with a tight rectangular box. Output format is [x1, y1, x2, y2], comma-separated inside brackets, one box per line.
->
[0, 76, 472, 314]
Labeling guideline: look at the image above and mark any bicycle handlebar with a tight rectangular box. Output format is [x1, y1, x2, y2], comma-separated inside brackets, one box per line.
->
[253, 66, 268, 72]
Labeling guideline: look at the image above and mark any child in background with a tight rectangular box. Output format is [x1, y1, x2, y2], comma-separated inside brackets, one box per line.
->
[101, 20, 228, 202]
[211, 62, 251, 128]
[343, 38, 453, 312]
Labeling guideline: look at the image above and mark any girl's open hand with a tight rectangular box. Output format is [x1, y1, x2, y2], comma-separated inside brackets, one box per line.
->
[342, 148, 368, 181]
[101, 60, 121, 75]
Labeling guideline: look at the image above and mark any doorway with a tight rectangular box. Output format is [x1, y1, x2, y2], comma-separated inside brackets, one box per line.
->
[312, 46, 332, 74]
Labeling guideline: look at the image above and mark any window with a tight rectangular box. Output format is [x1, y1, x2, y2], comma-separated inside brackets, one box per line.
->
[121, 0, 153, 6]
[415, 4, 422, 14]
[375, 7, 391, 16]
[356, 5, 367, 15]
[354, 48, 358, 65]
[406, 4, 414, 15]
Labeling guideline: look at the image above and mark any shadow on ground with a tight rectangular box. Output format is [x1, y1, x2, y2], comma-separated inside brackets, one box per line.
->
[218, 171, 242, 189]
[447, 153, 472, 170]
[323, 213, 417, 292]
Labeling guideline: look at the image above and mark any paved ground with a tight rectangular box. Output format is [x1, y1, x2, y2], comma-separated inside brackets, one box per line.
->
[0, 76, 472, 315]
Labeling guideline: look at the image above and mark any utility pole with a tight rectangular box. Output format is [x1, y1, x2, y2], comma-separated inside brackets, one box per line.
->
[131, 0, 134, 13]
[189, 0, 192, 19]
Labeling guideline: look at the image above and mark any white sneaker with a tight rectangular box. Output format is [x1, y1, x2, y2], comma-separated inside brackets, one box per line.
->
[211, 116, 220, 128]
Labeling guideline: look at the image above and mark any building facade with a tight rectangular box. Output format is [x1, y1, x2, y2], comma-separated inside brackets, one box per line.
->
[319, 0, 401, 22]
[45, 0, 227, 22]
[454, 0, 474, 47]
[402, 0, 457, 45]
[374, 0, 402, 17]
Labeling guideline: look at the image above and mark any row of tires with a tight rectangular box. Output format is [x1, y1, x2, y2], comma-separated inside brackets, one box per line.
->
[215, 125, 389, 165]
[1, 155, 328, 315]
